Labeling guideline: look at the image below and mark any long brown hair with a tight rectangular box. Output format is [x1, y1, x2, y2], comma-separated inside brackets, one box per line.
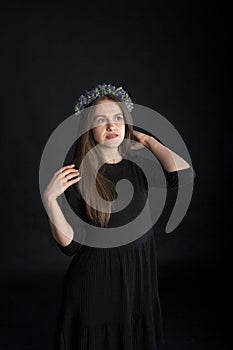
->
[70, 94, 135, 227]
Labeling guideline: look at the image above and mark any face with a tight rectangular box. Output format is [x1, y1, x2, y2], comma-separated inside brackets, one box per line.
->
[91, 100, 125, 148]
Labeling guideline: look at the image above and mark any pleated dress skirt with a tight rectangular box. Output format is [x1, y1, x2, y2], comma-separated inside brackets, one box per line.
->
[54, 228, 165, 350]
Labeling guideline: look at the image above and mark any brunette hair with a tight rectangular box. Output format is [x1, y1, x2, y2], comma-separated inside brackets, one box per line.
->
[70, 94, 136, 227]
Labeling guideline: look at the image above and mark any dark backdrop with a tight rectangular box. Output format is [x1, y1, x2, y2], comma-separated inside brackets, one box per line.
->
[0, 2, 230, 349]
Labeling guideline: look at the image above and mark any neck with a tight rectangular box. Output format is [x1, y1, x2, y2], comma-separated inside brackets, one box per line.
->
[105, 157, 123, 164]
[99, 148, 122, 164]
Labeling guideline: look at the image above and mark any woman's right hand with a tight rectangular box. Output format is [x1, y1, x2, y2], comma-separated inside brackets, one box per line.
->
[43, 164, 82, 202]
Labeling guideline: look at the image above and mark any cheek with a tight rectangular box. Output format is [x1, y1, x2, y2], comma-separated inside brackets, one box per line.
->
[92, 127, 103, 142]
[121, 125, 125, 137]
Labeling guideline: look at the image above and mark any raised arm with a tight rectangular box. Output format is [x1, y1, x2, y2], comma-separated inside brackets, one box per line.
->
[43, 164, 82, 255]
[132, 130, 191, 172]
[145, 136, 190, 172]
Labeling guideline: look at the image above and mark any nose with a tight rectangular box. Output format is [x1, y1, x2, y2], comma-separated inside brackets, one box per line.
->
[106, 121, 116, 130]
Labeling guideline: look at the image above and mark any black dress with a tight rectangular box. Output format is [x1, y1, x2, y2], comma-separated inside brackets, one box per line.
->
[53, 153, 195, 350]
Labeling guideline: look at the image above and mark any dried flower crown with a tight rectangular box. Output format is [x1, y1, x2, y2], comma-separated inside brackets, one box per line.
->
[74, 83, 134, 115]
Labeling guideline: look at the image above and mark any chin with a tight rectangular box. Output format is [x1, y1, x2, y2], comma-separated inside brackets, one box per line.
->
[105, 142, 122, 148]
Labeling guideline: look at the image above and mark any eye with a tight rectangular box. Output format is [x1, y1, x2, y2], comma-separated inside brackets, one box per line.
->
[116, 115, 123, 121]
[97, 117, 106, 123]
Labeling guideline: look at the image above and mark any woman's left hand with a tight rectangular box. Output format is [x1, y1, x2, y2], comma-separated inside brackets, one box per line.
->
[131, 130, 151, 150]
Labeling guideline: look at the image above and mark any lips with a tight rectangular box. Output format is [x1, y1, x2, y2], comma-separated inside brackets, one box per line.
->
[106, 134, 118, 139]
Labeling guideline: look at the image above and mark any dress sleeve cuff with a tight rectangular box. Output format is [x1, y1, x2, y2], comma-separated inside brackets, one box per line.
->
[55, 238, 80, 256]
[165, 166, 196, 190]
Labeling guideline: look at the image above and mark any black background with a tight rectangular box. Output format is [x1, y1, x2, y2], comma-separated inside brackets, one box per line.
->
[0, 1, 230, 349]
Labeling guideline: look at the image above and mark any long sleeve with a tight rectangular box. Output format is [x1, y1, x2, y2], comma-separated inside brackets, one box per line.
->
[55, 185, 86, 256]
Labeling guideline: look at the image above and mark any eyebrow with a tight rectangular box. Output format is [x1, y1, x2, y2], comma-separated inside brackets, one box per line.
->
[93, 113, 123, 120]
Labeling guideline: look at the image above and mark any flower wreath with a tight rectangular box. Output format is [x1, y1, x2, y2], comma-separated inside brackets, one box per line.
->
[74, 83, 134, 115]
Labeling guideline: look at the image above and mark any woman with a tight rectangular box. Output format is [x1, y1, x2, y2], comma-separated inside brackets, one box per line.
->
[43, 83, 195, 349]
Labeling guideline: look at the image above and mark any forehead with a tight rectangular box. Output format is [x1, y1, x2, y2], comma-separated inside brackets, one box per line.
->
[93, 100, 123, 117]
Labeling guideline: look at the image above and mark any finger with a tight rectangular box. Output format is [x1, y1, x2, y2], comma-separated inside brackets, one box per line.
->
[61, 168, 80, 178]
[54, 165, 76, 177]
[54, 164, 76, 176]
[64, 176, 82, 187]
[64, 171, 80, 181]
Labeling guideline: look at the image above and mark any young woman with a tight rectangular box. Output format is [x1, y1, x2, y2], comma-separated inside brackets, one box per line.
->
[43, 84, 195, 349]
